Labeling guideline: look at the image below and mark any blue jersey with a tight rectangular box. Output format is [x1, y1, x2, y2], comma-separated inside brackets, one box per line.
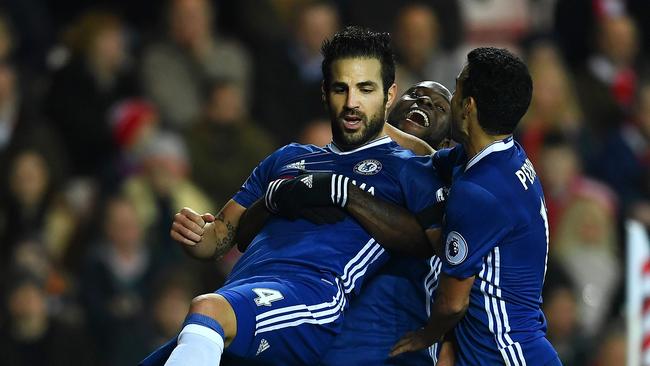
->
[433, 137, 559, 366]
[321, 256, 443, 365]
[232, 135, 442, 309]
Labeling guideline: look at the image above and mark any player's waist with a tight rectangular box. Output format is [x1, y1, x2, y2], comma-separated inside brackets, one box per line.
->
[455, 328, 556, 366]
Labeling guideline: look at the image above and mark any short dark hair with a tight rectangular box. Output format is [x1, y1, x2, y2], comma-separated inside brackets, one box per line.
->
[462, 47, 532, 135]
[321, 26, 395, 95]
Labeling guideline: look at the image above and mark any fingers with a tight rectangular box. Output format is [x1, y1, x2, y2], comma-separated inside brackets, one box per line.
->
[171, 228, 198, 246]
[180, 207, 206, 227]
[389, 333, 417, 357]
[202, 213, 216, 222]
[171, 208, 206, 244]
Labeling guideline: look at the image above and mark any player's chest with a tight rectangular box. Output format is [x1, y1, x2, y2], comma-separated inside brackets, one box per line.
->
[275, 154, 403, 200]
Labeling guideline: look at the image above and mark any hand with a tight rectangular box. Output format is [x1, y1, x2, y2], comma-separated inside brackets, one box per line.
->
[265, 173, 350, 220]
[390, 328, 438, 358]
[437, 337, 456, 366]
[170, 207, 215, 247]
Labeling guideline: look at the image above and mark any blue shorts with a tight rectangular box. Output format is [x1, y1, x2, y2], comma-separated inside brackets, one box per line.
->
[220, 276, 345, 365]
[141, 276, 346, 366]
[320, 257, 439, 366]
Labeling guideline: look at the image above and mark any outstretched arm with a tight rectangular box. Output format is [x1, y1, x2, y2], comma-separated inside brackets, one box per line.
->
[267, 173, 445, 258]
[345, 185, 438, 257]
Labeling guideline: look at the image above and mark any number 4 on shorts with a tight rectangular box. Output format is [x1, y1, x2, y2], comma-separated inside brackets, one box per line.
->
[252, 288, 284, 307]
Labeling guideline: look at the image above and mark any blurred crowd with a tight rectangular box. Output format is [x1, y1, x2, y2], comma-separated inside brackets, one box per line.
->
[0, 0, 648, 365]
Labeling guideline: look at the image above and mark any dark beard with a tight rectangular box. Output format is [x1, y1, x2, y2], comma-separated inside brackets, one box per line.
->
[330, 109, 385, 150]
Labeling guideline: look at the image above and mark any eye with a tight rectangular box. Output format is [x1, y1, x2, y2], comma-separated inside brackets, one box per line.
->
[361, 87, 374, 94]
[435, 105, 446, 113]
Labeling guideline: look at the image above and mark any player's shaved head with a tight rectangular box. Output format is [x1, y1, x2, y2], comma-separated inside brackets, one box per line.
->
[388, 80, 452, 147]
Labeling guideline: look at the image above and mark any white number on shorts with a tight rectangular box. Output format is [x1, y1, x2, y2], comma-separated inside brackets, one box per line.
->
[252, 288, 284, 307]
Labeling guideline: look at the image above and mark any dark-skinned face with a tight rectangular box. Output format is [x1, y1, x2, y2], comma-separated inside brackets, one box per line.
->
[388, 81, 451, 147]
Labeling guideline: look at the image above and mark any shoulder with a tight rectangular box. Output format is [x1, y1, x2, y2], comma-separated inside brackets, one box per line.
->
[278, 142, 325, 155]
[264, 143, 326, 167]
[449, 178, 502, 210]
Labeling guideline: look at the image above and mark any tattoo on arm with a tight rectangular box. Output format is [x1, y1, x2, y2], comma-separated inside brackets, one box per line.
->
[213, 212, 237, 259]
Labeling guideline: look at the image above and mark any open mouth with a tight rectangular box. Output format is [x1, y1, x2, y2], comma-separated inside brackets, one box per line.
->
[405, 109, 430, 127]
[342, 115, 363, 130]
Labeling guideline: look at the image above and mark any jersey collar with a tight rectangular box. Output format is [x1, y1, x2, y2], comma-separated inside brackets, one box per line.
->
[465, 135, 514, 171]
[327, 135, 392, 155]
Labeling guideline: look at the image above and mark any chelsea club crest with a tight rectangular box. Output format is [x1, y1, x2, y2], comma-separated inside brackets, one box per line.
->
[353, 159, 382, 175]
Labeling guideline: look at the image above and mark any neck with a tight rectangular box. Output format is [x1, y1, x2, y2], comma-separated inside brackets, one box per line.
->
[333, 130, 385, 152]
[463, 125, 511, 160]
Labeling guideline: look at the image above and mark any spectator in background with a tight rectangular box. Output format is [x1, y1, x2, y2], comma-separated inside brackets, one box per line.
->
[9, 241, 69, 312]
[0, 59, 65, 193]
[45, 10, 138, 180]
[107, 98, 160, 187]
[0, 150, 76, 268]
[593, 81, 650, 226]
[343, 0, 463, 51]
[553, 193, 620, 337]
[141, 0, 251, 130]
[80, 195, 155, 366]
[0, 13, 13, 60]
[185, 79, 275, 209]
[146, 269, 198, 351]
[518, 41, 584, 166]
[0, 270, 96, 366]
[538, 133, 616, 238]
[542, 259, 590, 366]
[590, 320, 626, 366]
[121, 130, 225, 297]
[252, 0, 338, 143]
[392, 3, 461, 95]
[575, 13, 641, 142]
[122, 131, 213, 264]
[299, 118, 332, 147]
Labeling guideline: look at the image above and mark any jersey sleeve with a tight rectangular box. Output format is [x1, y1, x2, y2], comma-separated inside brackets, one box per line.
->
[232, 145, 291, 208]
[441, 180, 513, 278]
[431, 146, 463, 185]
[398, 157, 446, 230]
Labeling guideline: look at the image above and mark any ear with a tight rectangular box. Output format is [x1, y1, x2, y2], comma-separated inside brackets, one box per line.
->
[321, 81, 327, 104]
[385, 83, 397, 111]
[465, 96, 477, 120]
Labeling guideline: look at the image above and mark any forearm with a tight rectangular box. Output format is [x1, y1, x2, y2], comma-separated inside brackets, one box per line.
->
[421, 297, 468, 344]
[421, 274, 473, 343]
[180, 200, 246, 260]
[186, 212, 237, 260]
[345, 185, 433, 257]
[235, 198, 271, 252]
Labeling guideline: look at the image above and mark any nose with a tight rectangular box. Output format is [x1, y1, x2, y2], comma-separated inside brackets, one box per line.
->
[345, 89, 360, 109]
[417, 95, 434, 109]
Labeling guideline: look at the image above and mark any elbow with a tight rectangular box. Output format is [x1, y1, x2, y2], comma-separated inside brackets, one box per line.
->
[182, 244, 216, 261]
[438, 297, 469, 319]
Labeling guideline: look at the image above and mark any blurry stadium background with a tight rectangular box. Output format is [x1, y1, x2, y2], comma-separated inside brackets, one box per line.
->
[0, 0, 648, 364]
